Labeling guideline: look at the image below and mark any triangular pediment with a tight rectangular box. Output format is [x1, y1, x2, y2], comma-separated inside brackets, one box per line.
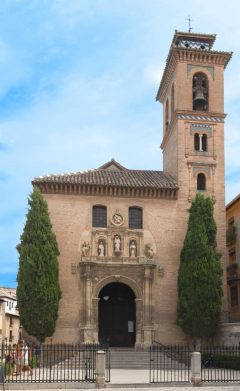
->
[98, 158, 127, 171]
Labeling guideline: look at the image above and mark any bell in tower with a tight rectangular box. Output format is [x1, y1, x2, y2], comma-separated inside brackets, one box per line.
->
[193, 72, 208, 111]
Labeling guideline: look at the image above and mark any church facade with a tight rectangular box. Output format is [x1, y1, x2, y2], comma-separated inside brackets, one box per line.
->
[33, 31, 232, 347]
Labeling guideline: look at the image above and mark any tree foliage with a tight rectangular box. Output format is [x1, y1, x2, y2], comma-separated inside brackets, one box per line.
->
[17, 187, 61, 342]
[176, 193, 222, 338]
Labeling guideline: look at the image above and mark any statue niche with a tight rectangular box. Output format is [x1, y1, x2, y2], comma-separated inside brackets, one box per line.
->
[113, 234, 122, 256]
[129, 240, 137, 258]
[82, 241, 90, 257]
[98, 239, 106, 257]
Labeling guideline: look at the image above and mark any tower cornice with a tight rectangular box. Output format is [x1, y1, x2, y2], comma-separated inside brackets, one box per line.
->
[160, 110, 226, 150]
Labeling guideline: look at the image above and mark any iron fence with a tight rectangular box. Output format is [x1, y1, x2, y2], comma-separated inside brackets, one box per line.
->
[201, 345, 240, 383]
[0, 343, 110, 383]
[150, 342, 192, 383]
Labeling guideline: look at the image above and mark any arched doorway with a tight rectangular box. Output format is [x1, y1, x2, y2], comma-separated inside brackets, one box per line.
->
[98, 282, 136, 347]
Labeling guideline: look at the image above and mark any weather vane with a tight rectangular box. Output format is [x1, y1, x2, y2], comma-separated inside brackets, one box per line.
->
[186, 16, 193, 32]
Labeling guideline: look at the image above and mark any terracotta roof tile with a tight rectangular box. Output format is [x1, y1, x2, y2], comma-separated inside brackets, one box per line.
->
[33, 167, 178, 190]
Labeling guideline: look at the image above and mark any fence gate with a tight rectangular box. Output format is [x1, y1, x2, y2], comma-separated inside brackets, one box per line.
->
[150, 342, 192, 383]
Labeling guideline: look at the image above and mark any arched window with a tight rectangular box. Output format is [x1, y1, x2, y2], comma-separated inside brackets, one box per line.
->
[129, 207, 143, 229]
[171, 83, 175, 117]
[193, 72, 208, 111]
[202, 134, 207, 151]
[165, 99, 169, 132]
[194, 133, 200, 150]
[197, 173, 206, 191]
[92, 205, 107, 227]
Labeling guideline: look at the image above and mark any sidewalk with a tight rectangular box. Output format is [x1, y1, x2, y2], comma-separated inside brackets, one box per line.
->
[3, 386, 240, 391]
[3, 369, 240, 390]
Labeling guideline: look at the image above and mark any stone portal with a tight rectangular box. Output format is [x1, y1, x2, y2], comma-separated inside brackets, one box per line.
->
[98, 282, 136, 347]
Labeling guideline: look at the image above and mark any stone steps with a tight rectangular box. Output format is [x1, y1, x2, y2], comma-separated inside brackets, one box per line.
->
[109, 348, 188, 369]
[109, 348, 150, 369]
[59, 347, 188, 370]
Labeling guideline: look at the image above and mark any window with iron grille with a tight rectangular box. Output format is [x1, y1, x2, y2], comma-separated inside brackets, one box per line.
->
[92, 205, 107, 227]
[230, 285, 238, 307]
[197, 173, 206, 191]
[129, 207, 143, 229]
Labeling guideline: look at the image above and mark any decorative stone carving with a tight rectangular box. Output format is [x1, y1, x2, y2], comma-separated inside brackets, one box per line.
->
[111, 211, 124, 226]
[98, 240, 105, 257]
[71, 263, 78, 274]
[144, 243, 154, 259]
[129, 240, 137, 258]
[158, 266, 164, 277]
[113, 234, 121, 254]
[81, 241, 90, 256]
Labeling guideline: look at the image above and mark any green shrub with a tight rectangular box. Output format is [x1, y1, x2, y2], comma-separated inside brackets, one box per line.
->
[4, 362, 12, 376]
[202, 353, 240, 370]
[29, 355, 38, 369]
[212, 354, 240, 370]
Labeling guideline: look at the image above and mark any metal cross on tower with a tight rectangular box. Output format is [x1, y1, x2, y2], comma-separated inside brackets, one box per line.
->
[186, 15, 193, 32]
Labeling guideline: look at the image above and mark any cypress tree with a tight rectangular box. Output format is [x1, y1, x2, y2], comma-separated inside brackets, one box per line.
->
[17, 186, 61, 342]
[176, 193, 222, 338]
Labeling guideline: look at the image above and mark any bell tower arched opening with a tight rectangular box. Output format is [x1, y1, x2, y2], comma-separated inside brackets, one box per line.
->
[192, 72, 208, 111]
[98, 282, 136, 347]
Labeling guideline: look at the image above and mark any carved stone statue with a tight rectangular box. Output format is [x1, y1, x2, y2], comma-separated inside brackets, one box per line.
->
[129, 240, 137, 258]
[81, 241, 90, 257]
[145, 243, 154, 259]
[113, 235, 121, 252]
[98, 240, 105, 257]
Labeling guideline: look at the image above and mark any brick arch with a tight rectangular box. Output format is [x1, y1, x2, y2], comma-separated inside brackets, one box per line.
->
[93, 275, 142, 299]
[188, 66, 213, 81]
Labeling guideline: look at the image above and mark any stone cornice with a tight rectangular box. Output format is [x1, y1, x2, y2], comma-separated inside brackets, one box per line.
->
[156, 47, 232, 102]
[187, 161, 217, 168]
[35, 182, 178, 200]
[79, 256, 156, 266]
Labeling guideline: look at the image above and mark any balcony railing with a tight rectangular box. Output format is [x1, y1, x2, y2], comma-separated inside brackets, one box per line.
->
[226, 225, 237, 245]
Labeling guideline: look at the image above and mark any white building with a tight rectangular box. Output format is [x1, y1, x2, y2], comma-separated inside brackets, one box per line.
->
[0, 287, 21, 345]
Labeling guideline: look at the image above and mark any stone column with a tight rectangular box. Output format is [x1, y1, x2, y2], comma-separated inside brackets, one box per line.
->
[142, 265, 154, 347]
[191, 352, 201, 385]
[96, 350, 106, 388]
[81, 262, 95, 343]
[135, 298, 143, 348]
[143, 266, 152, 326]
[199, 134, 203, 151]
[85, 264, 92, 325]
[92, 297, 100, 343]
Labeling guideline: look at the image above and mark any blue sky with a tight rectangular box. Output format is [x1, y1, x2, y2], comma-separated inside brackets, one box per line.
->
[0, 0, 240, 287]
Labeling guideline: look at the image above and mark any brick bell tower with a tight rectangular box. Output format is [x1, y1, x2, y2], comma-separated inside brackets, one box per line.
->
[156, 31, 232, 320]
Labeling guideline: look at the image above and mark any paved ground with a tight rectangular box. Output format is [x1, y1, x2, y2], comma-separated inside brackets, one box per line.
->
[3, 369, 240, 390]
[4, 387, 240, 391]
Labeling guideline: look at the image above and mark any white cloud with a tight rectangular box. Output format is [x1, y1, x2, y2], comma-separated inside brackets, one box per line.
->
[143, 65, 164, 86]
